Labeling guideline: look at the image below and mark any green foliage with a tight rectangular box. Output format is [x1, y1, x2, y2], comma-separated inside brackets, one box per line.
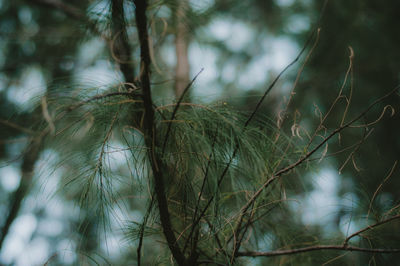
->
[1, 0, 400, 265]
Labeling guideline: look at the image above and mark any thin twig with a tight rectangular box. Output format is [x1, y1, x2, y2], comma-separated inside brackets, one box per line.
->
[306, 46, 354, 150]
[183, 126, 218, 253]
[237, 245, 400, 257]
[275, 27, 321, 134]
[231, 85, 400, 254]
[338, 128, 372, 174]
[245, 0, 329, 129]
[344, 214, 400, 246]
[161, 68, 204, 154]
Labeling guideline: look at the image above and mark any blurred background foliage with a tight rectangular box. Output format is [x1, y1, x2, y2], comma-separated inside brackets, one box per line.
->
[0, 0, 399, 265]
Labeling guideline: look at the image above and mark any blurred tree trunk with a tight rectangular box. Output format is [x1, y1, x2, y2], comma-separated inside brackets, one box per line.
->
[111, 0, 135, 84]
[174, 0, 190, 99]
[0, 138, 42, 250]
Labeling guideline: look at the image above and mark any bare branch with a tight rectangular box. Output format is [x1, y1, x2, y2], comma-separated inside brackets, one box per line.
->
[230, 84, 400, 257]
[234, 199, 400, 259]
[274, 85, 400, 179]
[244, 0, 330, 129]
[344, 214, 400, 246]
[367, 160, 397, 220]
[237, 245, 400, 257]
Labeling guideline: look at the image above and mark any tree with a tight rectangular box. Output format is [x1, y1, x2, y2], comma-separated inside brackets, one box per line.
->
[0, 0, 399, 265]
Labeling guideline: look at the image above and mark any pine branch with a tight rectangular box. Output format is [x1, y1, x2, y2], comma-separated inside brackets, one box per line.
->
[134, 1, 186, 265]
[184, 3, 332, 257]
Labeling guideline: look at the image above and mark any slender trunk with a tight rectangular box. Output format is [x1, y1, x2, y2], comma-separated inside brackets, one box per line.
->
[174, 0, 190, 99]
[134, 1, 187, 264]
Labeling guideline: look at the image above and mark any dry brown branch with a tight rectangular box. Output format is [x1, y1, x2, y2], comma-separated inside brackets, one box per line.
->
[230, 85, 399, 259]
[305, 129, 374, 162]
[275, 28, 320, 133]
[275, 85, 399, 178]
[306, 46, 354, 150]
[237, 245, 400, 257]
[234, 206, 400, 259]
[367, 161, 397, 214]
[338, 128, 372, 173]
[236, 215, 400, 257]
[344, 214, 400, 246]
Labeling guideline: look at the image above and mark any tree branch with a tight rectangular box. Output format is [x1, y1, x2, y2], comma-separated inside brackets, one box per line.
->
[236, 245, 400, 257]
[134, 1, 186, 265]
[236, 214, 400, 258]
[231, 84, 400, 258]
[188, 2, 333, 242]
[344, 214, 400, 246]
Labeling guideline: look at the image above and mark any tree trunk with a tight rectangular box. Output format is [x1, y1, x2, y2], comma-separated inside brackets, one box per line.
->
[174, 0, 190, 99]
